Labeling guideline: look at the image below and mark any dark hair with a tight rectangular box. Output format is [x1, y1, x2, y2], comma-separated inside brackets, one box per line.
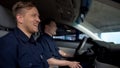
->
[39, 17, 56, 33]
[12, 1, 35, 16]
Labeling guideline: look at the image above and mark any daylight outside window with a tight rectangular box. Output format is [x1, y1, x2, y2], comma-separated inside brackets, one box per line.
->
[100, 32, 120, 44]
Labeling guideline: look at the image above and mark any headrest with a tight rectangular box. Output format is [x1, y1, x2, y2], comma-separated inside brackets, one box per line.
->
[0, 30, 9, 37]
[0, 5, 16, 29]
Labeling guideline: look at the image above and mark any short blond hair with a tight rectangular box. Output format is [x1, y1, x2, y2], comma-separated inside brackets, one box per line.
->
[12, 1, 35, 16]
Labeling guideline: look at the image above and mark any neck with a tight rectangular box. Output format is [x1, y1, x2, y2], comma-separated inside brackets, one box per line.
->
[18, 25, 32, 38]
[44, 30, 52, 37]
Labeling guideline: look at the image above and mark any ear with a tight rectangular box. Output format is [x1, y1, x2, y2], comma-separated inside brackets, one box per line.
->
[16, 14, 23, 24]
[45, 25, 49, 29]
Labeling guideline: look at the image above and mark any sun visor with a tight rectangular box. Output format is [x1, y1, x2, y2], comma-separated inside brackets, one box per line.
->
[0, 5, 16, 29]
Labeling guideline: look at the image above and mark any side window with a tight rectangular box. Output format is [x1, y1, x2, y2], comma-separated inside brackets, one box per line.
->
[53, 24, 88, 41]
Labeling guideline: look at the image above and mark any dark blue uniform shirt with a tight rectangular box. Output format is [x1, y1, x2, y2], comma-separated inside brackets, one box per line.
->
[0, 28, 49, 68]
[37, 33, 62, 59]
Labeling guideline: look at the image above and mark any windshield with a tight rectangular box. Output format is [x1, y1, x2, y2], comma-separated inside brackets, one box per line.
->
[100, 32, 120, 44]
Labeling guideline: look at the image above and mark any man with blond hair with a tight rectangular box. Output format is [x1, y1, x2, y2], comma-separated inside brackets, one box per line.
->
[0, 1, 49, 68]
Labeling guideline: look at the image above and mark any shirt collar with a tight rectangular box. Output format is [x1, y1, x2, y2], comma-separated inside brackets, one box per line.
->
[43, 33, 53, 38]
[14, 27, 35, 43]
[29, 35, 36, 44]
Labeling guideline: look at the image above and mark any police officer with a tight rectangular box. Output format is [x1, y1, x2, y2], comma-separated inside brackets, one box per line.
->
[0, 1, 49, 68]
[37, 18, 82, 68]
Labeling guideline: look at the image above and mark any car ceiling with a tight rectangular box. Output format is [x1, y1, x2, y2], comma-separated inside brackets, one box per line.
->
[0, 0, 120, 32]
[85, 0, 120, 32]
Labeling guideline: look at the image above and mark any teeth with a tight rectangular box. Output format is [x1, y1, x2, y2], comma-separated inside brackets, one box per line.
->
[34, 22, 38, 27]
[34, 24, 37, 26]
[34, 25, 38, 27]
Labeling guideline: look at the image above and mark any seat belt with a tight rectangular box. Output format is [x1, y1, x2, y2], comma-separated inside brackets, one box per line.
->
[0, 25, 13, 31]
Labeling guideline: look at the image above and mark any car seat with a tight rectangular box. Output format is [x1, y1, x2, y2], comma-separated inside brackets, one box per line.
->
[0, 5, 16, 37]
[95, 59, 119, 68]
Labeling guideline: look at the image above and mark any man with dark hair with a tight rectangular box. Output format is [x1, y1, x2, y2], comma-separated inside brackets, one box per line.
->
[0, 1, 49, 68]
[37, 18, 82, 68]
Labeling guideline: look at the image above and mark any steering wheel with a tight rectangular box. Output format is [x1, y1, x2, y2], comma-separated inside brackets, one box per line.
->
[74, 37, 94, 56]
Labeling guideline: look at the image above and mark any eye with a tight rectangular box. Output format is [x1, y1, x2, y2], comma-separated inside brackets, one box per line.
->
[32, 14, 39, 18]
[32, 14, 36, 17]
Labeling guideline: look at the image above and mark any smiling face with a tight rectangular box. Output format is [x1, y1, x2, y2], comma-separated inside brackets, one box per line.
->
[22, 7, 40, 33]
[49, 21, 57, 35]
[17, 7, 40, 37]
[45, 21, 57, 36]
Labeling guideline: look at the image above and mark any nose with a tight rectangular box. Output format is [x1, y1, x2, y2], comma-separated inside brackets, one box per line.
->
[36, 16, 41, 23]
[37, 17, 41, 23]
[55, 25, 57, 30]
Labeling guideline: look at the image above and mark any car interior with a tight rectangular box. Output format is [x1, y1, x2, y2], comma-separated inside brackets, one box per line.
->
[0, 0, 120, 68]
[54, 23, 120, 68]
